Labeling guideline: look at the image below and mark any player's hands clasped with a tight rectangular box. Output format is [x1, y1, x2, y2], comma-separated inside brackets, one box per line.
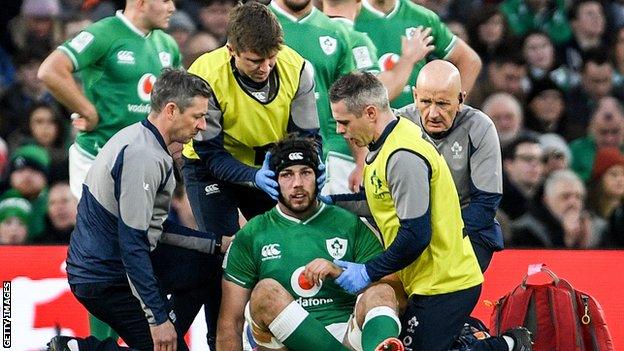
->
[254, 152, 279, 200]
[334, 259, 372, 294]
[150, 320, 177, 351]
[304, 258, 342, 286]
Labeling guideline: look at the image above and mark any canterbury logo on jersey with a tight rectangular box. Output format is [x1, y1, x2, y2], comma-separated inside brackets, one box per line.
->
[204, 184, 220, 195]
[117, 51, 135, 64]
[288, 152, 303, 160]
[261, 244, 281, 261]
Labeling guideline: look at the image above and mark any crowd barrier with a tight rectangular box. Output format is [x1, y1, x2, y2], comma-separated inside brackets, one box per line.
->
[1, 247, 622, 350]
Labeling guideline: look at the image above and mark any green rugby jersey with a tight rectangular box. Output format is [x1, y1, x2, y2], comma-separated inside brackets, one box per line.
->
[270, 3, 356, 158]
[59, 11, 181, 157]
[224, 203, 382, 325]
[330, 17, 380, 74]
[355, 0, 456, 108]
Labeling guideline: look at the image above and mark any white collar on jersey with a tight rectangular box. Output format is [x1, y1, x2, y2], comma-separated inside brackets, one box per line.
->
[116, 10, 151, 38]
[330, 17, 355, 27]
[276, 201, 326, 225]
[361, 0, 400, 19]
[269, 1, 317, 24]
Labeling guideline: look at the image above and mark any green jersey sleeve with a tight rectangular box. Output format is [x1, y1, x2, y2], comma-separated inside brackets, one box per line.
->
[59, 23, 112, 71]
[353, 218, 384, 264]
[352, 31, 380, 73]
[420, 7, 456, 59]
[336, 26, 357, 77]
[223, 226, 258, 289]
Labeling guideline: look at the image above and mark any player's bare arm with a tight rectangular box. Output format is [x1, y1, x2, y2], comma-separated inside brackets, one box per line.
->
[216, 280, 251, 351]
[37, 50, 99, 131]
[446, 38, 481, 95]
[377, 26, 434, 101]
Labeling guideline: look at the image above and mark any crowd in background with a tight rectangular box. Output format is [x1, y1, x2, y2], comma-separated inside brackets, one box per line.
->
[0, 0, 623, 249]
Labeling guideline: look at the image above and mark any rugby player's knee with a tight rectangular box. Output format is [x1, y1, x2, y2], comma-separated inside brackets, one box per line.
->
[355, 283, 399, 326]
[250, 278, 294, 323]
[361, 283, 398, 308]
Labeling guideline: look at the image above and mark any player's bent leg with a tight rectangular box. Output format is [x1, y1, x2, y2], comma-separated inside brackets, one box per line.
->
[249, 279, 349, 351]
[55, 282, 155, 351]
[399, 285, 478, 351]
[353, 283, 402, 351]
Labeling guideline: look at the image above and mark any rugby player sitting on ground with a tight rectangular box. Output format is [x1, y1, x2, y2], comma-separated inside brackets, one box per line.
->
[217, 134, 404, 351]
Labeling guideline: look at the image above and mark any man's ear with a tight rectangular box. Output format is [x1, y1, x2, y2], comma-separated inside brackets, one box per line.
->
[164, 102, 177, 120]
[226, 43, 235, 57]
[365, 105, 377, 120]
[412, 86, 417, 102]
[458, 91, 466, 104]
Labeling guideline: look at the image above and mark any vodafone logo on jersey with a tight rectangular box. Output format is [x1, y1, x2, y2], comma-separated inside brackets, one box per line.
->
[137, 73, 157, 102]
[378, 53, 400, 71]
[290, 266, 321, 297]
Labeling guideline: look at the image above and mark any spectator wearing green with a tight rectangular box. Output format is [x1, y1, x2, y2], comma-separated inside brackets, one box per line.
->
[500, 0, 572, 45]
[570, 97, 624, 182]
[0, 144, 49, 241]
[0, 197, 32, 245]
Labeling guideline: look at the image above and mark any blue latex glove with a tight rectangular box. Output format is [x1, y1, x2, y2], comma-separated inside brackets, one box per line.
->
[317, 194, 333, 204]
[254, 152, 279, 200]
[317, 156, 326, 190]
[334, 259, 371, 294]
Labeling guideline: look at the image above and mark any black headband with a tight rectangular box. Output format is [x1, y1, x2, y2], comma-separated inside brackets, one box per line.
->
[269, 139, 319, 175]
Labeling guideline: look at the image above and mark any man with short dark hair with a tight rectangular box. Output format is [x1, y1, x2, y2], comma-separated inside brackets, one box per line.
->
[218, 134, 404, 351]
[500, 134, 544, 220]
[48, 69, 227, 351]
[180, 2, 321, 347]
[564, 50, 623, 140]
[326, 71, 532, 351]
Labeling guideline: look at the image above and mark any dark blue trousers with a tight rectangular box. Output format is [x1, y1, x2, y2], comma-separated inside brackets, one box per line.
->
[471, 239, 494, 273]
[70, 244, 220, 351]
[181, 159, 275, 349]
[400, 284, 509, 351]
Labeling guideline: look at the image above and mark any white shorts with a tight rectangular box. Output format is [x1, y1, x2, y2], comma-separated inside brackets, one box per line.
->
[243, 302, 363, 351]
[321, 152, 358, 196]
[69, 143, 95, 200]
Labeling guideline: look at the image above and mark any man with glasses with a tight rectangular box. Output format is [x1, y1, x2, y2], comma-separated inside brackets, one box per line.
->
[510, 170, 592, 248]
[500, 134, 544, 220]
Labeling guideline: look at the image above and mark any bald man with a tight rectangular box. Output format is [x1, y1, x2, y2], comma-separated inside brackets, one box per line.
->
[399, 60, 504, 272]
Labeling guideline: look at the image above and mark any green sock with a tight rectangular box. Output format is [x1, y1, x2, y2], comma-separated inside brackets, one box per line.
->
[269, 301, 349, 351]
[361, 307, 401, 351]
[88, 313, 119, 341]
